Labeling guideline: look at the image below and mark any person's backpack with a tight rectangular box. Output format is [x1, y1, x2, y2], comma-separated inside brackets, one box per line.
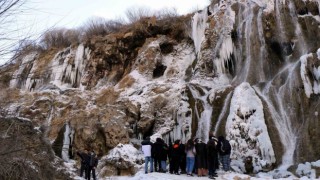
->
[221, 140, 231, 154]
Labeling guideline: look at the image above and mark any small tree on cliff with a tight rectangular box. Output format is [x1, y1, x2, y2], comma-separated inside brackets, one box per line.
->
[0, 0, 28, 64]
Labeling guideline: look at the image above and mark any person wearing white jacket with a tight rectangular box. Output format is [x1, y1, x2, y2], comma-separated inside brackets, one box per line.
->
[141, 136, 154, 174]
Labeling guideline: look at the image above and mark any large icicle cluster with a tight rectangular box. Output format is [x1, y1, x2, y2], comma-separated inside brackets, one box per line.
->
[50, 44, 90, 89]
[10, 44, 90, 91]
[191, 8, 208, 56]
[226, 82, 275, 173]
[300, 48, 320, 98]
[10, 53, 38, 90]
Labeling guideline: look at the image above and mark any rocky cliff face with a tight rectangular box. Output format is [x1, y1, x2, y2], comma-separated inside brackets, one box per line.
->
[1, 0, 320, 178]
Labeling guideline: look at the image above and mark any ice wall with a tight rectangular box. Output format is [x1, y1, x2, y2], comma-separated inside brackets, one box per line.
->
[226, 82, 275, 172]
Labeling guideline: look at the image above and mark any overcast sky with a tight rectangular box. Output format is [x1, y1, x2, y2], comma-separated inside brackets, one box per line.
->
[0, 0, 209, 65]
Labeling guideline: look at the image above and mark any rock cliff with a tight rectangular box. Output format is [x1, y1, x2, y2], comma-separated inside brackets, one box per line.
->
[0, 0, 320, 178]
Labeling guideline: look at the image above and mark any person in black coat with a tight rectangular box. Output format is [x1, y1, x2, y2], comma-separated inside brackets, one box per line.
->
[87, 150, 98, 180]
[179, 143, 187, 174]
[77, 149, 89, 178]
[168, 142, 174, 174]
[159, 139, 168, 172]
[171, 140, 182, 175]
[153, 138, 163, 172]
[207, 135, 219, 179]
[217, 136, 231, 171]
[195, 139, 207, 176]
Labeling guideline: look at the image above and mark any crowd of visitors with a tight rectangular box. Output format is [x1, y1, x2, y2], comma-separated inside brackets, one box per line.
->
[141, 133, 231, 179]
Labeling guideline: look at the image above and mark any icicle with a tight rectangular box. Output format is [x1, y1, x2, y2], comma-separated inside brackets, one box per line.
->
[257, 9, 266, 81]
[138, 133, 143, 140]
[62, 123, 71, 162]
[191, 8, 208, 57]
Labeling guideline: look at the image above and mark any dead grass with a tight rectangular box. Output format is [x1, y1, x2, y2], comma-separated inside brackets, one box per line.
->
[95, 88, 120, 106]
[117, 74, 135, 89]
[33, 48, 59, 78]
[0, 88, 20, 105]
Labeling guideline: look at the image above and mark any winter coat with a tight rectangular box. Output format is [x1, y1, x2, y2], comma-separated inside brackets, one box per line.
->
[217, 136, 231, 156]
[207, 137, 219, 170]
[171, 143, 183, 158]
[195, 142, 207, 169]
[77, 151, 90, 166]
[89, 152, 98, 167]
[159, 142, 168, 161]
[152, 139, 163, 159]
[186, 147, 196, 158]
[141, 139, 153, 157]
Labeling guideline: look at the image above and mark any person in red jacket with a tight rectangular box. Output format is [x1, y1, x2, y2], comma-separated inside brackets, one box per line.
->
[171, 140, 183, 175]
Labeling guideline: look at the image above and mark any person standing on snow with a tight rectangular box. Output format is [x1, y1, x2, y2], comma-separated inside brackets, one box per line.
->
[76, 148, 90, 178]
[207, 134, 219, 179]
[217, 136, 231, 172]
[171, 140, 183, 175]
[87, 149, 98, 180]
[159, 139, 168, 173]
[141, 136, 154, 174]
[153, 138, 163, 172]
[185, 139, 196, 176]
[195, 139, 207, 177]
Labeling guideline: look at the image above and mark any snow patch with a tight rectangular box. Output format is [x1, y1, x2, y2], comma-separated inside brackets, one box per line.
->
[296, 162, 316, 179]
[105, 144, 144, 164]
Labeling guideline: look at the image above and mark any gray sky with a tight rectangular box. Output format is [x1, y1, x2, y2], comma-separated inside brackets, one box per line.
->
[0, 0, 209, 65]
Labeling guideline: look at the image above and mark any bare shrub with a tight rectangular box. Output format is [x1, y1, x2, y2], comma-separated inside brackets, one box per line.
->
[81, 17, 125, 40]
[0, 0, 27, 58]
[155, 7, 178, 20]
[40, 28, 80, 49]
[0, 73, 12, 87]
[125, 7, 152, 23]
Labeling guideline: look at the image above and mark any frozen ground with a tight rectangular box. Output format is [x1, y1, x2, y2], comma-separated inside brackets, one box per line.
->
[72, 167, 316, 180]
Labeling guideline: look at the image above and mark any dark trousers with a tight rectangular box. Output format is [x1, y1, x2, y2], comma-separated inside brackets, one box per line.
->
[169, 158, 174, 173]
[87, 166, 96, 180]
[208, 163, 217, 176]
[179, 155, 186, 173]
[80, 164, 87, 178]
[172, 156, 180, 173]
[154, 158, 161, 172]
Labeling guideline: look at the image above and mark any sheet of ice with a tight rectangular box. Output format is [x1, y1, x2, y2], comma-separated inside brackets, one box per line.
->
[226, 82, 275, 172]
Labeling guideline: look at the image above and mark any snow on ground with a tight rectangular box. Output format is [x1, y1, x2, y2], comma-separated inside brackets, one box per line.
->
[66, 159, 320, 180]
[97, 170, 254, 180]
[94, 169, 310, 180]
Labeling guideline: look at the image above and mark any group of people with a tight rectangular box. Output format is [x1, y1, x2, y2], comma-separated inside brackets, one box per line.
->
[77, 149, 99, 180]
[141, 133, 231, 179]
